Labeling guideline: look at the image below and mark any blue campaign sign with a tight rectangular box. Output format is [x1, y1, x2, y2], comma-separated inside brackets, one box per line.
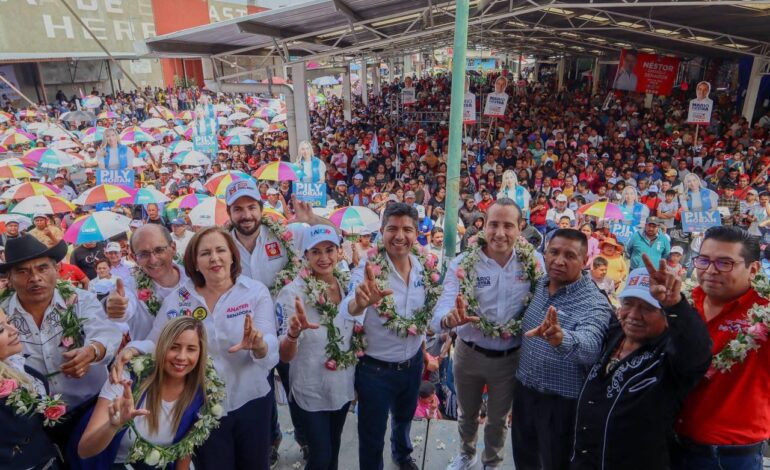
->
[193, 134, 218, 158]
[682, 210, 721, 233]
[293, 182, 327, 208]
[96, 169, 135, 185]
[609, 222, 633, 245]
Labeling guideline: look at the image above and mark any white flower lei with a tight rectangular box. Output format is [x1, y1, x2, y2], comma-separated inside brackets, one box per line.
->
[683, 272, 770, 378]
[261, 217, 302, 296]
[457, 232, 542, 338]
[124, 355, 226, 468]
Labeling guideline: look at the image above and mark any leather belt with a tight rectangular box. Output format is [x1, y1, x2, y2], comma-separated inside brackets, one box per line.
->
[462, 339, 519, 358]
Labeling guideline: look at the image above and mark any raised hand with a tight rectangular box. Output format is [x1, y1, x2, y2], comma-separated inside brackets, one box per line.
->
[525, 306, 564, 347]
[109, 347, 139, 384]
[228, 315, 268, 358]
[354, 262, 394, 310]
[642, 253, 682, 308]
[443, 294, 480, 328]
[108, 381, 149, 428]
[288, 297, 320, 337]
[292, 196, 315, 224]
[61, 346, 95, 378]
[106, 278, 129, 319]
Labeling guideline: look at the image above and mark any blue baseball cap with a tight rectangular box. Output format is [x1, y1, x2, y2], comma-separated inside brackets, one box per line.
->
[619, 268, 661, 309]
[225, 179, 261, 206]
[303, 225, 340, 252]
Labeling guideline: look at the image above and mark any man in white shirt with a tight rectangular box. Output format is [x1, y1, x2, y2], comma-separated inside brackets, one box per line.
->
[104, 241, 134, 280]
[546, 194, 576, 228]
[434, 198, 537, 470]
[264, 188, 285, 215]
[170, 218, 193, 257]
[340, 203, 428, 470]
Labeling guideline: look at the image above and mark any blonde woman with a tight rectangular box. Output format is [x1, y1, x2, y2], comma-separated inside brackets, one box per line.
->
[0, 307, 61, 470]
[296, 140, 327, 183]
[97, 128, 135, 170]
[78, 317, 212, 470]
[620, 186, 649, 228]
[679, 173, 719, 212]
[498, 170, 531, 221]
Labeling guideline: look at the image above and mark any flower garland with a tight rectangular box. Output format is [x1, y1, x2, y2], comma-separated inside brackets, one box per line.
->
[263, 217, 302, 296]
[683, 272, 770, 378]
[0, 378, 66, 426]
[366, 242, 442, 337]
[133, 268, 163, 317]
[0, 280, 85, 351]
[456, 232, 542, 339]
[298, 267, 365, 371]
[124, 354, 226, 468]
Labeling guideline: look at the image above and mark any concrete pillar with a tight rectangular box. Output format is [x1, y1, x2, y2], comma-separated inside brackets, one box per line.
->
[404, 54, 413, 76]
[342, 64, 352, 121]
[372, 63, 381, 96]
[592, 57, 601, 95]
[557, 56, 566, 90]
[742, 57, 769, 124]
[290, 61, 310, 154]
[533, 59, 540, 83]
[360, 58, 369, 106]
[387, 58, 394, 82]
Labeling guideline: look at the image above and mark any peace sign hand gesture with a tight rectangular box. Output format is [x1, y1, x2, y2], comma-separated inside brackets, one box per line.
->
[288, 297, 320, 338]
[525, 306, 564, 347]
[108, 380, 150, 428]
[642, 253, 682, 308]
[354, 262, 394, 310]
[228, 315, 268, 358]
[443, 294, 481, 329]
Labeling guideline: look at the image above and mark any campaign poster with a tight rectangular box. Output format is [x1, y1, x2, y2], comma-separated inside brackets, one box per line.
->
[483, 75, 509, 118]
[682, 210, 721, 233]
[687, 81, 714, 124]
[609, 222, 633, 245]
[293, 182, 327, 207]
[463, 77, 476, 124]
[96, 169, 135, 185]
[613, 49, 680, 96]
[193, 133, 218, 159]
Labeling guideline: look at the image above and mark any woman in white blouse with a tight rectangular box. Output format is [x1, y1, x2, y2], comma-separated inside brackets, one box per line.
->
[112, 227, 278, 470]
[78, 317, 209, 469]
[276, 225, 356, 470]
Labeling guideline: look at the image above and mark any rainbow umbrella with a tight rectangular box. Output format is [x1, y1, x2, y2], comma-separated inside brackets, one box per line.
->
[12, 195, 75, 215]
[176, 110, 194, 121]
[0, 145, 8, 153]
[189, 197, 228, 226]
[73, 184, 134, 206]
[254, 107, 277, 119]
[2, 130, 34, 146]
[253, 161, 299, 181]
[97, 111, 119, 120]
[120, 129, 155, 144]
[168, 140, 194, 154]
[24, 148, 78, 169]
[81, 96, 102, 109]
[224, 135, 253, 146]
[63, 211, 131, 244]
[0, 111, 12, 123]
[167, 193, 209, 210]
[149, 106, 175, 120]
[243, 117, 269, 130]
[233, 103, 251, 113]
[141, 118, 168, 128]
[0, 165, 36, 179]
[576, 201, 627, 220]
[0, 182, 58, 200]
[328, 206, 380, 234]
[262, 207, 286, 223]
[120, 186, 170, 206]
[17, 109, 37, 119]
[226, 127, 253, 137]
[0, 156, 36, 168]
[270, 113, 287, 123]
[266, 123, 286, 133]
[172, 150, 211, 167]
[205, 170, 253, 197]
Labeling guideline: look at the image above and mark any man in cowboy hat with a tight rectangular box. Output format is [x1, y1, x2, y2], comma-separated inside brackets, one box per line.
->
[0, 235, 121, 445]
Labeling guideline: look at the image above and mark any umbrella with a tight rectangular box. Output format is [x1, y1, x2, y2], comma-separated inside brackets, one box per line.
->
[226, 127, 253, 137]
[12, 195, 75, 215]
[217, 116, 230, 126]
[0, 214, 31, 231]
[121, 186, 170, 205]
[311, 76, 339, 86]
[270, 113, 287, 123]
[24, 148, 79, 169]
[168, 140, 194, 154]
[176, 110, 194, 121]
[0, 111, 12, 123]
[63, 211, 131, 244]
[260, 76, 288, 85]
[26, 122, 49, 134]
[97, 111, 119, 120]
[328, 206, 380, 234]
[167, 193, 209, 210]
[17, 109, 36, 119]
[1, 131, 34, 146]
[189, 197, 228, 226]
[214, 104, 232, 114]
[262, 207, 286, 223]
[0, 157, 36, 169]
[253, 161, 300, 181]
[576, 201, 627, 220]
[60, 110, 96, 122]
[227, 112, 250, 121]
[73, 184, 134, 206]
[40, 127, 70, 140]
[205, 170, 253, 197]
[266, 123, 286, 133]
[49, 140, 79, 151]
[0, 146, 8, 153]
[0, 165, 36, 179]
[254, 108, 277, 119]
[120, 129, 155, 144]
[172, 150, 211, 167]
[224, 135, 253, 146]
[233, 103, 251, 113]
[244, 117, 269, 130]
[1, 182, 58, 200]
[149, 106, 174, 120]
[141, 118, 168, 128]
[81, 96, 102, 109]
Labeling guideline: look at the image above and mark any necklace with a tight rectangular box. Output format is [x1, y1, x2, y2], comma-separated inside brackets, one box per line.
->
[606, 337, 626, 375]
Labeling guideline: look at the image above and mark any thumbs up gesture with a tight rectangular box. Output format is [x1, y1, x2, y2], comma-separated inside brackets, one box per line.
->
[287, 297, 320, 338]
[525, 306, 563, 347]
[228, 315, 268, 358]
[106, 278, 129, 319]
[443, 294, 481, 329]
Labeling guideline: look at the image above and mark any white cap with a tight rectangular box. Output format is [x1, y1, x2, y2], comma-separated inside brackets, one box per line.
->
[105, 242, 121, 253]
[32, 213, 48, 219]
[649, 185, 659, 193]
[303, 225, 340, 252]
[555, 194, 568, 202]
[670, 246, 684, 255]
[266, 188, 279, 195]
[619, 268, 661, 309]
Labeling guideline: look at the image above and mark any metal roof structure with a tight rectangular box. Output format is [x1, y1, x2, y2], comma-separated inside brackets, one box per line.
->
[145, 0, 770, 64]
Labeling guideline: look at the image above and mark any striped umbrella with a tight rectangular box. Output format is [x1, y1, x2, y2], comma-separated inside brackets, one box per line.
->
[266, 123, 286, 133]
[12, 195, 75, 215]
[205, 170, 253, 197]
[141, 118, 168, 128]
[168, 140, 194, 154]
[17, 109, 37, 119]
[189, 197, 228, 226]
[1, 130, 34, 146]
[73, 184, 134, 206]
[576, 201, 627, 220]
[0, 146, 9, 154]
[176, 110, 194, 121]
[254, 107, 277, 119]
[167, 193, 209, 210]
[81, 96, 102, 109]
[172, 150, 211, 167]
[262, 207, 286, 223]
[149, 106, 175, 120]
[0, 111, 12, 123]
[224, 135, 253, 146]
[96, 111, 119, 119]
[227, 112, 250, 122]
[23, 148, 78, 169]
[0, 157, 36, 169]
[0, 165, 36, 179]
[328, 206, 380, 234]
[270, 113, 287, 123]
[63, 211, 132, 244]
[252, 161, 300, 181]
[120, 129, 155, 144]
[1, 182, 58, 200]
[243, 117, 269, 130]
[225, 127, 253, 137]
[120, 186, 170, 205]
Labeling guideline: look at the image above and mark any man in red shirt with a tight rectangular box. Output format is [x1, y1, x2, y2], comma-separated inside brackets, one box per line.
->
[59, 261, 90, 289]
[673, 226, 769, 470]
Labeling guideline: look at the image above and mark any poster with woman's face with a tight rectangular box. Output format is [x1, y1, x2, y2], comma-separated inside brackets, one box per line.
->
[483, 76, 509, 118]
[494, 76, 508, 94]
[463, 75, 476, 124]
[402, 76, 416, 105]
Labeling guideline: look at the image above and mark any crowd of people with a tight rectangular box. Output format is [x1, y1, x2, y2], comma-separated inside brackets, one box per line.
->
[0, 67, 768, 470]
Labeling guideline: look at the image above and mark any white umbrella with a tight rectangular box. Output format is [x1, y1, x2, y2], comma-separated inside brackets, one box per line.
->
[149, 145, 167, 158]
[41, 127, 70, 139]
[50, 140, 79, 150]
[227, 112, 250, 121]
[141, 118, 168, 128]
[0, 214, 31, 231]
[311, 76, 339, 86]
[173, 150, 211, 167]
[214, 104, 232, 114]
[26, 122, 49, 134]
[226, 127, 253, 137]
[271, 113, 287, 123]
[168, 140, 194, 154]
[188, 197, 227, 227]
[217, 116, 230, 126]
[132, 158, 148, 168]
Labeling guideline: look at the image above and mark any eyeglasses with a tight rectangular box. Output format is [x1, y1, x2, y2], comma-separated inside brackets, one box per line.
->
[692, 255, 740, 273]
[134, 246, 170, 262]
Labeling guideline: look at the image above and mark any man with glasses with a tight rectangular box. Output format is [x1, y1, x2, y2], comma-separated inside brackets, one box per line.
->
[105, 224, 187, 341]
[673, 226, 770, 470]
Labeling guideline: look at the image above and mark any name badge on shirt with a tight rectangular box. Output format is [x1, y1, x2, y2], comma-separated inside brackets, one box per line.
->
[265, 242, 282, 260]
[476, 276, 491, 288]
[193, 307, 208, 321]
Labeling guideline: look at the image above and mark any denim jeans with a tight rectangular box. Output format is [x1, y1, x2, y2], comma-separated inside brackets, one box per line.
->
[672, 443, 766, 470]
[355, 351, 423, 470]
[293, 402, 351, 470]
[270, 362, 306, 446]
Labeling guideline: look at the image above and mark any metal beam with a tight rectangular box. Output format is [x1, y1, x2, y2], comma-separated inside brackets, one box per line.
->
[333, 0, 362, 22]
[238, 22, 306, 40]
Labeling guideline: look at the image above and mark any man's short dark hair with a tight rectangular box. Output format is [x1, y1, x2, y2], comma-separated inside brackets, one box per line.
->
[489, 197, 522, 224]
[592, 256, 608, 268]
[550, 228, 588, 254]
[703, 226, 759, 265]
[381, 202, 418, 229]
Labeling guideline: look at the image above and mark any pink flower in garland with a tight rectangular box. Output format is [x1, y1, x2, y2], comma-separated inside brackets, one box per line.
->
[43, 404, 66, 421]
[317, 294, 326, 305]
[298, 268, 310, 280]
[747, 323, 769, 342]
[369, 264, 382, 277]
[430, 273, 441, 283]
[355, 350, 365, 358]
[407, 325, 418, 336]
[60, 337, 74, 349]
[424, 256, 437, 270]
[137, 289, 153, 302]
[281, 231, 293, 242]
[501, 331, 512, 340]
[0, 379, 18, 398]
[325, 359, 338, 371]
[455, 268, 466, 280]
[367, 247, 378, 258]
[353, 324, 365, 334]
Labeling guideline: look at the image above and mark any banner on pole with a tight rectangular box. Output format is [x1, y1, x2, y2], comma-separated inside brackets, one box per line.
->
[609, 222, 633, 245]
[96, 169, 135, 186]
[613, 49, 680, 96]
[687, 81, 714, 124]
[682, 210, 721, 233]
[292, 182, 327, 207]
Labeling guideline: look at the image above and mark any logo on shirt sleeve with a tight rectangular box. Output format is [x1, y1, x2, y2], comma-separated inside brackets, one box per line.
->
[265, 242, 282, 260]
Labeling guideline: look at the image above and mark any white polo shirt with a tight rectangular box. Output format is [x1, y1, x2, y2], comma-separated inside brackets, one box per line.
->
[232, 224, 303, 291]
[118, 265, 188, 341]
